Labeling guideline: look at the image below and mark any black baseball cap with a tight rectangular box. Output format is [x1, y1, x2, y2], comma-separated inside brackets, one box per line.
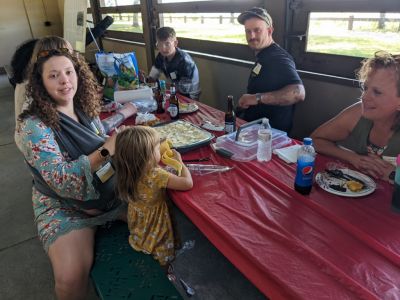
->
[237, 7, 273, 27]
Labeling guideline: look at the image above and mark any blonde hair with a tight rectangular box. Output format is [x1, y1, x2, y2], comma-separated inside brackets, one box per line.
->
[357, 51, 400, 96]
[114, 126, 160, 202]
[357, 51, 400, 130]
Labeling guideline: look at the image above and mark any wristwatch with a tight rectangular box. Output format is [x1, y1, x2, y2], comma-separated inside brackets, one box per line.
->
[98, 147, 110, 160]
[255, 93, 262, 104]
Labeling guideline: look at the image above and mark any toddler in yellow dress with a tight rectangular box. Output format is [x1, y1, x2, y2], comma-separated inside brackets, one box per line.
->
[114, 126, 193, 265]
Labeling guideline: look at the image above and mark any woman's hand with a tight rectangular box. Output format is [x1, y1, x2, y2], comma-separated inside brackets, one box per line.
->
[102, 131, 118, 156]
[238, 94, 257, 109]
[118, 102, 137, 119]
[350, 153, 394, 181]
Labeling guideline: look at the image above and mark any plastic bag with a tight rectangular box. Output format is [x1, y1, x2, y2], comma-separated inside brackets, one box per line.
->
[95, 52, 140, 100]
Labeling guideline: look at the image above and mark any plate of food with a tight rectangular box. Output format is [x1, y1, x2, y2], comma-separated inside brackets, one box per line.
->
[179, 102, 199, 114]
[153, 120, 214, 152]
[315, 168, 376, 197]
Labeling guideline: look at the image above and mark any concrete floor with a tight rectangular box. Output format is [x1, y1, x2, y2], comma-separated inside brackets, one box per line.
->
[0, 74, 266, 300]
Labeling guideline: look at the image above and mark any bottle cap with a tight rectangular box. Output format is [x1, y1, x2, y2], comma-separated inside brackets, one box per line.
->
[397, 154, 400, 165]
[303, 137, 312, 146]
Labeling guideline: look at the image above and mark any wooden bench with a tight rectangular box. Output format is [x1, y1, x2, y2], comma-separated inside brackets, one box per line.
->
[90, 221, 182, 300]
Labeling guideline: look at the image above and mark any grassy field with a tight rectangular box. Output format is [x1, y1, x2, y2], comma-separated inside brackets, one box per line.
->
[107, 14, 400, 58]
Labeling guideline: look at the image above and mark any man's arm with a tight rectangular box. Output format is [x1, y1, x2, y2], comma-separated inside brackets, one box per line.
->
[238, 84, 305, 109]
[148, 66, 161, 81]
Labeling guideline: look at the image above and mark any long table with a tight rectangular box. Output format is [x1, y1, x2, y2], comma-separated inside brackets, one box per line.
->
[113, 97, 400, 299]
[167, 99, 400, 300]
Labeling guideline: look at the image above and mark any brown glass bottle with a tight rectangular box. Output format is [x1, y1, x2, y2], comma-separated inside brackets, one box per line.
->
[169, 83, 179, 120]
[224, 95, 236, 134]
[155, 80, 164, 114]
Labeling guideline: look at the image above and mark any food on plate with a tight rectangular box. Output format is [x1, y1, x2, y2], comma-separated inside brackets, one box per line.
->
[329, 184, 347, 192]
[154, 121, 211, 148]
[179, 101, 189, 109]
[179, 101, 198, 113]
[135, 113, 160, 126]
[346, 180, 364, 192]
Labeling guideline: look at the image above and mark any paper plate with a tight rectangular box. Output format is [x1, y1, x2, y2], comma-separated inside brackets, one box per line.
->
[179, 103, 199, 114]
[315, 168, 376, 197]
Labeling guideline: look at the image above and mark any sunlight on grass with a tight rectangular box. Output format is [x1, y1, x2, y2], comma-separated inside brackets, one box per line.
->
[106, 12, 400, 58]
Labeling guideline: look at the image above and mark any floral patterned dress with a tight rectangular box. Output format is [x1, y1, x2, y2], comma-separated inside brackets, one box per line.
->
[127, 167, 174, 265]
[15, 116, 124, 252]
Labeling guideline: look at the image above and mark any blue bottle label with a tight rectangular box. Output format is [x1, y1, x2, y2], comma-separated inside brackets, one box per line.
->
[295, 158, 315, 187]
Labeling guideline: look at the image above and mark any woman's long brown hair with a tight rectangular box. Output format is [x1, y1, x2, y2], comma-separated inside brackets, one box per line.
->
[19, 51, 101, 130]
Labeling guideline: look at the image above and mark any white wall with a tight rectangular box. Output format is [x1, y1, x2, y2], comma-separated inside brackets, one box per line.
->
[0, 0, 63, 68]
[0, 0, 32, 67]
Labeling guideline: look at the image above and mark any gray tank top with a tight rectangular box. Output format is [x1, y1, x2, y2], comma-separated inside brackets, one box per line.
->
[337, 117, 400, 157]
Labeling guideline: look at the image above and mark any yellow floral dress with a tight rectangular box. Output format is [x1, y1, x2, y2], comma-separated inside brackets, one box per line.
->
[127, 167, 174, 265]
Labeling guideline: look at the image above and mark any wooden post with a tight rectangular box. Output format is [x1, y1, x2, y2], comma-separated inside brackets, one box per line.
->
[201, 16, 204, 24]
[348, 15, 354, 30]
[230, 13, 235, 24]
[378, 13, 385, 29]
[219, 15, 223, 24]
[184, 16, 187, 23]
[132, 0, 140, 27]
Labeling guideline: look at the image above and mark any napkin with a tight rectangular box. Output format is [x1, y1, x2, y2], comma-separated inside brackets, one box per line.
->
[273, 144, 301, 164]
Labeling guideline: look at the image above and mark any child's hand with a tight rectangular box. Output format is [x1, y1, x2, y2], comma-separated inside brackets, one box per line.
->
[172, 149, 182, 162]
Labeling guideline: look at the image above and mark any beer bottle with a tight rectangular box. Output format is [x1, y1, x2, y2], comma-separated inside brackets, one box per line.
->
[155, 80, 164, 114]
[224, 95, 236, 134]
[169, 83, 179, 120]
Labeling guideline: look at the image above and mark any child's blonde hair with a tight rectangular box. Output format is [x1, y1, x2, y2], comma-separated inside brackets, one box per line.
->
[114, 126, 160, 202]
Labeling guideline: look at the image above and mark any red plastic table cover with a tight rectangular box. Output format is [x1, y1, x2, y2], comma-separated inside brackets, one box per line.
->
[112, 97, 400, 299]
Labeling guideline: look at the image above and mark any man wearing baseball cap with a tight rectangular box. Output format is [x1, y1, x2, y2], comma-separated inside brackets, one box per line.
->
[237, 7, 305, 133]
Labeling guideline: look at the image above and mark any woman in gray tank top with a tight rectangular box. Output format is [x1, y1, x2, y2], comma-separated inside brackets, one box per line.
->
[311, 51, 400, 182]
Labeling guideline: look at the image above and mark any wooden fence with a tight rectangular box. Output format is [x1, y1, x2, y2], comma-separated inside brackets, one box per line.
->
[311, 14, 400, 31]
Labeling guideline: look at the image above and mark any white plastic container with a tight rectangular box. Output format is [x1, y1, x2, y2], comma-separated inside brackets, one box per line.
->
[215, 123, 291, 162]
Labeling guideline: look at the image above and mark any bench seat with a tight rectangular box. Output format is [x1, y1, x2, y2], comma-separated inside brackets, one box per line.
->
[91, 221, 182, 300]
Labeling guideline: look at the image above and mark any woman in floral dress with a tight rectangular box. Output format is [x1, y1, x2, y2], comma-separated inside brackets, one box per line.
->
[15, 43, 135, 299]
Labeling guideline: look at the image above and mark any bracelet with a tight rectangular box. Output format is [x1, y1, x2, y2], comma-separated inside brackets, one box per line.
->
[255, 93, 262, 104]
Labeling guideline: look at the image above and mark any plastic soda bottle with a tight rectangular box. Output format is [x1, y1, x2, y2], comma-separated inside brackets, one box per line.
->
[392, 154, 400, 212]
[294, 137, 316, 195]
[257, 118, 272, 162]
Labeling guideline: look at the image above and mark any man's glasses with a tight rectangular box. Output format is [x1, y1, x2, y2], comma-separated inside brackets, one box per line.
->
[156, 40, 174, 49]
[37, 48, 71, 60]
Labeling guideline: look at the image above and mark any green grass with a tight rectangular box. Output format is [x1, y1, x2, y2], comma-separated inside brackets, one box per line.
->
[107, 16, 400, 58]
[307, 34, 400, 58]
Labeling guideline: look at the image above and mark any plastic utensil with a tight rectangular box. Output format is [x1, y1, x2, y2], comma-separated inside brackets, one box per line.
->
[186, 164, 234, 175]
[180, 278, 195, 297]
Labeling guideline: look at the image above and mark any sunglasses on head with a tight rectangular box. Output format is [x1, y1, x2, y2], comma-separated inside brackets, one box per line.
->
[37, 47, 71, 60]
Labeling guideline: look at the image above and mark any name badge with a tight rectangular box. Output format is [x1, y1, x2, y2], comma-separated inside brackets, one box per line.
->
[90, 121, 100, 135]
[170, 72, 177, 80]
[252, 63, 262, 75]
[96, 162, 114, 183]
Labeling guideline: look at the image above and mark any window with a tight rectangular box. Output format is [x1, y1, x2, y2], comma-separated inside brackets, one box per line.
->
[100, 0, 139, 7]
[287, 0, 400, 78]
[103, 13, 143, 33]
[307, 12, 400, 58]
[159, 13, 246, 44]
